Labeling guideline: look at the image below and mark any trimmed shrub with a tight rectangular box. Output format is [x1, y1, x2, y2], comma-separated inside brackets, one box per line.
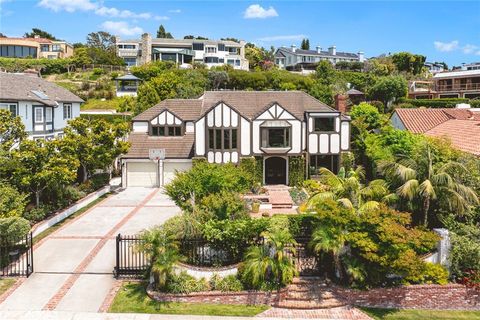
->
[23, 206, 50, 222]
[288, 155, 306, 186]
[165, 271, 210, 294]
[397, 98, 469, 108]
[210, 274, 243, 292]
[0, 217, 30, 241]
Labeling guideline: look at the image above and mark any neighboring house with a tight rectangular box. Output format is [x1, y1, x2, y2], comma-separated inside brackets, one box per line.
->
[0, 36, 74, 59]
[115, 34, 249, 70]
[391, 108, 480, 156]
[424, 62, 445, 74]
[0, 72, 83, 139]
[122, 91, 350, 188]
[460, 62, 480, 71]
[408, 68, 480, 99]
[274, 45, 365, 71]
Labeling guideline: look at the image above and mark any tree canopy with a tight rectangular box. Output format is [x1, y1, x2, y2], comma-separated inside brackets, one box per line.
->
[157, 25, 173, 38]
[24, 28, 59, 40]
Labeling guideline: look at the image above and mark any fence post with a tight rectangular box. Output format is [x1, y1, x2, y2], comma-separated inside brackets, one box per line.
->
[115, 233, 120, 278]
[28, 232, 34, 277]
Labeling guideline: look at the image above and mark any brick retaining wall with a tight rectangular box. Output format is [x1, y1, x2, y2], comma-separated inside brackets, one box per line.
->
[147, 284, 479, 310]
[147, 285, 287, 306]
[337, 284, 480, 310]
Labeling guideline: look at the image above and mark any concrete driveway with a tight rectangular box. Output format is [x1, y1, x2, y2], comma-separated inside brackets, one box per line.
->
[0, 188, 180, 313]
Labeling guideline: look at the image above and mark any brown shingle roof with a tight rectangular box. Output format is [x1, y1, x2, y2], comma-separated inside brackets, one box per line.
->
[394, 108, 480, 133]
[201, 91, 335, 119]
[134, 91, 336, 123]
[133, 99, 202, 121]
[123, 133, 194, 159]
[425, 120, 480, 156]
[0, 72, 84, 106]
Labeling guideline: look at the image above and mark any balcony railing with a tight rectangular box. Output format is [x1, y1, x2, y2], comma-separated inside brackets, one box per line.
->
[437, 83, 480, 92]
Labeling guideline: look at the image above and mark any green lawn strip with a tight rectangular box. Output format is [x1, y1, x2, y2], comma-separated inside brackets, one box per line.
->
[33, 193, 111, 245]
[0, 278, 17, 296]
[109, 282, 269, 317]
[361, 307, 480, 320]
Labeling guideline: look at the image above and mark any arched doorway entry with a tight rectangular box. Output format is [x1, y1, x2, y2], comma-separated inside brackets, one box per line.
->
[264, 157, 287, 185]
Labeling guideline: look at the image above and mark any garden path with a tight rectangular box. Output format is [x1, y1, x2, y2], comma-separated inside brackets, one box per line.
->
[0, 187, 180, 313]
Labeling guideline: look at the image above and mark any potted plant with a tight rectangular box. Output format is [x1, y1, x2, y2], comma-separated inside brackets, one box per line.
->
[251, 201, 260, 213]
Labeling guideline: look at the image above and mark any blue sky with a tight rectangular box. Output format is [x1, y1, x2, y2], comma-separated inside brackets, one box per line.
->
[1, 1, 479, 66]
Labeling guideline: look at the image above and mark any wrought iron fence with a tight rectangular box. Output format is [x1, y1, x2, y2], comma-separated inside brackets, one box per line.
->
[0, 232, 33, 277]
[114, 234, 149, 278]
[114, 233, 319, 278]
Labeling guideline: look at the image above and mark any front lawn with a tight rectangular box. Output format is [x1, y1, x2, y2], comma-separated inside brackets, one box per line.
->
[0, 278, 17, 296]
[362, 307, 480, 320]
[109, 282, 269, 317]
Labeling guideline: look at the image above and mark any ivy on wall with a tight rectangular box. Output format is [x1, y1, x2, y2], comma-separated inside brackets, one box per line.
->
[239, 156, 263, 185]
[288, 155, 305, 186]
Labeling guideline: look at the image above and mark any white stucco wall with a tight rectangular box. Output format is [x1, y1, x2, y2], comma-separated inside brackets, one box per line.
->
[133, 121, 149, 133]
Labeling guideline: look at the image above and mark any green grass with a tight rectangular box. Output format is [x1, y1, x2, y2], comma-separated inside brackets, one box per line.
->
[0, 278, 17, 296]
[81, 98, 120, 110]
[109, 282, 270, 317]
[33, 193, 110, 245]
[361, 307, 480, 320]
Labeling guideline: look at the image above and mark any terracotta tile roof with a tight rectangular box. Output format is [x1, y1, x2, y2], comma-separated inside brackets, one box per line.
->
[425, 120, 480, 156]
[0, 72, 84, 106]
[201, 91, 335, 119]
[394, 108, 480, 133]
[133, 99, 202, 121]
[123, 133, 194, 159]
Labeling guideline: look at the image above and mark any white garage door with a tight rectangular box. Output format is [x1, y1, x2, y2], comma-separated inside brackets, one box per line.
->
[126, 162, 158, 187]
[163, 161, 192, 186]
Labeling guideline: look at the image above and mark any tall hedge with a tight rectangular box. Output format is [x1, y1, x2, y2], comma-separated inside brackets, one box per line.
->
[397, 98, 470, 108]
[288, 155, 305, 186]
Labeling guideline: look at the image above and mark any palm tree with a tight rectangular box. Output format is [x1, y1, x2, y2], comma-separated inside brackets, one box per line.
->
[139, 228, 183, 290]
[242, 230, 298, 288]
[309, 224, 346, 280]
[379, 145, 479, 227]
[305, 167, 396, 213]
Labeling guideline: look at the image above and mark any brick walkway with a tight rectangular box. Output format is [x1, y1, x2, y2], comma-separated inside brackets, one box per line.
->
[257, 306, 373, 319]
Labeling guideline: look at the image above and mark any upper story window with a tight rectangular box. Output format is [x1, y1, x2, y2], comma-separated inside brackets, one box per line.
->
[152, 125, 182, 137]
[51, 44, 61, 52]
[208, 128, 238, 151]
[205, 46, 217, 53]
[0, 102, 18, 116]
[63, 104, 72, 120]
[192, 43, 204, 51]
[41, 44, 50, 52]
[261, 127, 291, 148]
[227, 47, 238, 54]
[218, 44, 225, 51]
[314, 117, 335, 132]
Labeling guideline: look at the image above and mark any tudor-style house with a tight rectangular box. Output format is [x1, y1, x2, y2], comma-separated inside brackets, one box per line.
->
[0, 72, 83, 139]
[122, 91, 350, 188]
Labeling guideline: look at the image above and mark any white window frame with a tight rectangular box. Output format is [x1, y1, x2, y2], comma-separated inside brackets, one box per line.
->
[63, 103, 72, 119]
[34, 107, 43, 123]
[45, 107, 53, 122]
[0, 102, 18, 116]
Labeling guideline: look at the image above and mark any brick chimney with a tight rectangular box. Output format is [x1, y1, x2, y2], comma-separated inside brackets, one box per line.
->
[334, 94, 348, 114]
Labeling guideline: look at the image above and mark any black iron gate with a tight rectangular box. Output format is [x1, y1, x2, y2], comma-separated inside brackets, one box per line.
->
[114, 234, 149, 278]
[1, 232, 34, 277]
[291, 237, 320, 276]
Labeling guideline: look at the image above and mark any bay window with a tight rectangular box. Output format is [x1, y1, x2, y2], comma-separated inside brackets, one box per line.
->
[261, 127, 291, 148]
[313, 117, 335, 132]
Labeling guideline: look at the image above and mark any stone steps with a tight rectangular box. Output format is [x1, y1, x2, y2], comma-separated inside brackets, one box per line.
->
[274, 277, 347, 310]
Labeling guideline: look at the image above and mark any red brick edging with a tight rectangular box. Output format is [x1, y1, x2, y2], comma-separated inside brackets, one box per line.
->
[98, 280, 124, 312]
[0, 278, 26, 304]
[42, 188, 161, 311]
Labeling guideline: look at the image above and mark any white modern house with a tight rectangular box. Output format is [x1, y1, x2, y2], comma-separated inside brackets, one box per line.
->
[116, 33, 249, 70]
[0, 72, 83, 139]
[122, 91, 350, 187]
[274, 45, 365, 71]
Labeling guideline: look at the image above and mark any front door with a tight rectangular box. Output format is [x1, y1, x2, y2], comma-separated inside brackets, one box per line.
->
[265, 157, 287, 185]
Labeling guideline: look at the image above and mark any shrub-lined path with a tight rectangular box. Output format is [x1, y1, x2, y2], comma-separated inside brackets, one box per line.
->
[0, 187, 180, 313]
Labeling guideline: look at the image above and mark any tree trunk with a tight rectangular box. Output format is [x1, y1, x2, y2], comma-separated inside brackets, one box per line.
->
[423, 196, 430, 227]
[35, 191, 40, 208]
[82, 164, 88, 183]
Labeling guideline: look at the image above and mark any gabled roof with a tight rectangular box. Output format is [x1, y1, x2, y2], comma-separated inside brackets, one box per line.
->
[133, 99, 203, 122]
[0, 72, 84, 106]
[200, 91, 335, 120]
[124, 133, 194, 159]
